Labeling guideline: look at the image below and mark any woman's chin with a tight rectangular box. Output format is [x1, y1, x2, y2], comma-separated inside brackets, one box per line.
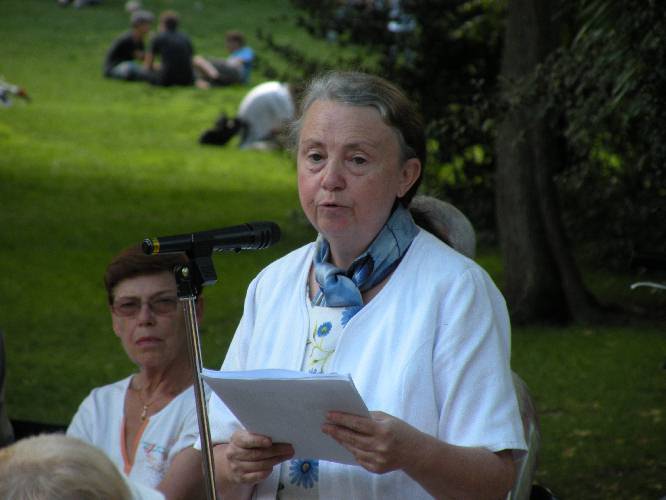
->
[318, 223, 354, 243]
[133, 352, 167, 370]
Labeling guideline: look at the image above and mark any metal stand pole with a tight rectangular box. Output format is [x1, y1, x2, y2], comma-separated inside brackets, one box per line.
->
[176, 264, 218, 500]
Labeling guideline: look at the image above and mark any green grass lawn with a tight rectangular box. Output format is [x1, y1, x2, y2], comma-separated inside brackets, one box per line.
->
[1, 1, 665, 498]
[1, 0, 319, 423]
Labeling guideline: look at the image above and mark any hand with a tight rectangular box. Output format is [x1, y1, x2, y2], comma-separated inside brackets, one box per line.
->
[322, 411, 421, 474]
[216, 430, 294, 485]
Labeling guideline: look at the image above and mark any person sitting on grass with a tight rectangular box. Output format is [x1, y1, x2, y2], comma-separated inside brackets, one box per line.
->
[199, 80, 295, 150]
[144, 11, 195, 87]
[193, 30, 255, 89]
[103, 10, 155, 82]
[66, 245, 206, 499]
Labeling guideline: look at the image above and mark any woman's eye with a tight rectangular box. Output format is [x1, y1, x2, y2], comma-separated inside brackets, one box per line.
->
[155, 298, 176, 306]
[113, 301, 140, 315]
[308, 152, 323, 162]
[350, 156, 367, 166]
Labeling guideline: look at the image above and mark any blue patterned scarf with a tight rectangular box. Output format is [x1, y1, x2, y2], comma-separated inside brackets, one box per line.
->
[312, 204, 419, 318]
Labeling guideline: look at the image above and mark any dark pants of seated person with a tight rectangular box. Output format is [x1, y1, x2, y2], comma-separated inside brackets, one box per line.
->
[106, 61, 153, 82]
[209, 60, 243, 86]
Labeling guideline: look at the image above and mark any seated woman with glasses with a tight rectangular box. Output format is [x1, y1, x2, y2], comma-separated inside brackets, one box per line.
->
[67, 245, 207, 500]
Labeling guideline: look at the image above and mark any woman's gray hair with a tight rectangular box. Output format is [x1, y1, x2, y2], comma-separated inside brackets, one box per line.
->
[0, 434, 133, 500]
[290, 71, 426, 206]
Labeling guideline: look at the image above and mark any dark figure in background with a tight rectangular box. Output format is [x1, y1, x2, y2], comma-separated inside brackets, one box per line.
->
[103, 10, 155, 82]
[145, 11, 195, 87]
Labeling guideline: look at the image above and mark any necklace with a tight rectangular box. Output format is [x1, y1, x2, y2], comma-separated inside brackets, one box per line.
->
[138, 394, 156, 421]
[131, 374, 191, 421]
[133, 382, 160, 421]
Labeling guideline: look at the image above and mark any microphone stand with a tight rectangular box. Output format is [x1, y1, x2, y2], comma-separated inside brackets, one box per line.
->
[174, 250, 219, 500]
[142, 223, 280, 499]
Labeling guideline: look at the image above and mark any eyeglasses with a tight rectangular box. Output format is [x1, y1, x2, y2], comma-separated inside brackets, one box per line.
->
[111, 296, 179, 317]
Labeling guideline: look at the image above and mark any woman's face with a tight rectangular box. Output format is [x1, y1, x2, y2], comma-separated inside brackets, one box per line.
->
[110, 272, 190, 371]
[297, 100, 420, 265]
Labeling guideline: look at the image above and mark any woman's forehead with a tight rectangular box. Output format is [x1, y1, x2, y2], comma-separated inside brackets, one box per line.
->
[113, 272, 176, 296]
[299, 100, 394, 145]
[303, 100, 381, 122]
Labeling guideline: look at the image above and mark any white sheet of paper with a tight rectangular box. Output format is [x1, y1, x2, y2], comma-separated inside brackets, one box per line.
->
[202, 368, 370, 465]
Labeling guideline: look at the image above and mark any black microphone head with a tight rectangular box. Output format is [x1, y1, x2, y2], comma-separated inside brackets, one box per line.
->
[252, 221, 281, 249]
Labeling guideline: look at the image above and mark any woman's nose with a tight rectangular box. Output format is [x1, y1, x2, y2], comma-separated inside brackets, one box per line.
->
[320, 158, 346, 191]
[136, 302, 156, 322]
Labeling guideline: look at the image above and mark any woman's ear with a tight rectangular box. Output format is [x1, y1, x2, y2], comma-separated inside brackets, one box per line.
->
[397, 157, 422, 198]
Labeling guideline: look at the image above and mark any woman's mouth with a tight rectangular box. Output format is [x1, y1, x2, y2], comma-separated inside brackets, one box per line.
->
[136, 336, 162, 346]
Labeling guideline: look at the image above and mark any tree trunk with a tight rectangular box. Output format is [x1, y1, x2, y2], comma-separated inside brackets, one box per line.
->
[496, 110, 568, 323]
[531, 119, 602, 323]
[495, 0, 600, 323]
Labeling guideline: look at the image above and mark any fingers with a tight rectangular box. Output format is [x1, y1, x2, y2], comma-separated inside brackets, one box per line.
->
[226, 450, 290, 483]
[229, 430, 294, 458]
[227, 442, 294, 464]
[323, 411, 392, 449]
[321, 424, 392, 473]
[230, 429, 273, 448]
[222, 431, 295, 484]
[325, 411, 379, 434]
[321, 411, 410, 474]
[322, 421, 380, 462]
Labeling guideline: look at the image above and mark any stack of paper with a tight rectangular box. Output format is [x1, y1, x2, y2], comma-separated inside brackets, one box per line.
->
[201, 368, 369, 465]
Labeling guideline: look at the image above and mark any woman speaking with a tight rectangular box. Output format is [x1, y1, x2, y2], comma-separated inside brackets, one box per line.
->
[206, 71, 527, 499]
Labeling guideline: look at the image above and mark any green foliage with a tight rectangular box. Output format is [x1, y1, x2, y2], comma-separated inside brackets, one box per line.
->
[506, 0, 666, 269]
[285, 0, 665, 268]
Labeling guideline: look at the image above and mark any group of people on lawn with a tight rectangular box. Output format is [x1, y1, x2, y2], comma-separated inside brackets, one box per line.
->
[105, 9, 296, 151]
[105, 9, 254, 89]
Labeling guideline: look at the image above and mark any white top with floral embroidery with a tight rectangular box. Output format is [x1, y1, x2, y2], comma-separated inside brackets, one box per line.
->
[205, 230, 527, 499]
[277, 299, 348, 499]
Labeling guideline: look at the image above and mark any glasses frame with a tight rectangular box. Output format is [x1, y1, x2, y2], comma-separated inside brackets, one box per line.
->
[110, 296, 179, 317]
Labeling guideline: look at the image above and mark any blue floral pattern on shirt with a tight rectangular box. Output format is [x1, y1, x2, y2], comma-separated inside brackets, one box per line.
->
[305, 319, 338, 373]
[316, 321, 332, 337]
[288, 459, 319, 488]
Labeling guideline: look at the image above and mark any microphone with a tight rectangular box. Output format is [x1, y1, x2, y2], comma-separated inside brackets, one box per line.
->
[142, 221, 281, 255]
